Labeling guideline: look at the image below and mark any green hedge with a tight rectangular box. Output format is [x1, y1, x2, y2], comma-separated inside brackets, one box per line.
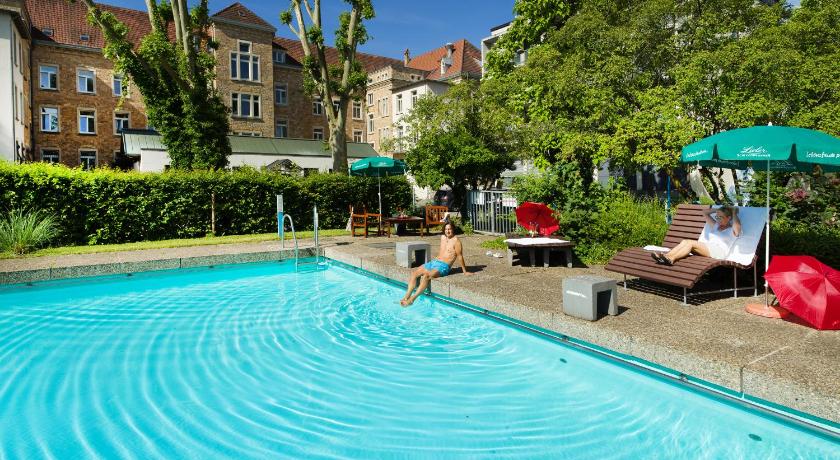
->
[771, 220, 840, 269]
[0, 162, 411, 246]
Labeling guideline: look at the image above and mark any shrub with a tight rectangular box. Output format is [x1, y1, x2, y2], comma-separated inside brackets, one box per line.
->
[0, 162, 411, 246]
[0, 209, 59, 255]
[771, 220, 840, 269]
[571, 192, 670, 265]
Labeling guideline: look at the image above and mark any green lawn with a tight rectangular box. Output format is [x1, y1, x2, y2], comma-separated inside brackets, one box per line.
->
[0, 229, 349, 259]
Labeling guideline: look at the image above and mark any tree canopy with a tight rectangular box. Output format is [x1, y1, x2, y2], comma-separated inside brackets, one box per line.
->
[74, 0, 231, 170]
[484, 0, 840, 196]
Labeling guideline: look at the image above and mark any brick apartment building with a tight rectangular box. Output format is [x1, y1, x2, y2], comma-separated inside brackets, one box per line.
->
[0, 0, 480, 169]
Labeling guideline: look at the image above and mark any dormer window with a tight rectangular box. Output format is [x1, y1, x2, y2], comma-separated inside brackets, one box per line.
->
[80, 34, 90, 42]
[273, 49, 286, 64]
[43, 28, 54, 37]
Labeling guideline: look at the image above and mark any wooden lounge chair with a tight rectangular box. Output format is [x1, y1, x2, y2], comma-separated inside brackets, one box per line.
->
[349, 204, 382, 238]
[605, 204, 763, 304]
[424, 205, 448, 234]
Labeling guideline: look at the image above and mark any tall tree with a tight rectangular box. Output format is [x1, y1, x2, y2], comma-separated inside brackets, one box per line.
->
[72, 0, 231, 169]
[281, 1, 374, 175]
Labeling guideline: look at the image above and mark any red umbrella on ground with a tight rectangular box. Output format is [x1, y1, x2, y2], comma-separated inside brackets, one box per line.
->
[764, 256, 840, 330]
[515, 202, 560, 236]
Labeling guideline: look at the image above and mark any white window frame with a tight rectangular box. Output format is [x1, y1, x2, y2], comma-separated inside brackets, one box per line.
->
[313, 97, 323, 116]
[313, 127, 324, 140]
[352, 130, 363, 143]
[274, 84, 288, 106]
[39, 64, 59, 90]
[273, 49, 286, 64]
[41, 148, 60, 164]
[231, 93, 261, 118]
[40, 106, 60, 132]
[366, 93, 373, 106]
[78, 108, 96, 134]
[114, 112, 130, 135]
[352, 101, 362, 120]
[367, 113, 374, 134]
[396, 94, 403, 114]
[230, 40, 260, 82]
[77, 68, 96, 94]
[275, 119, 288, 138]
[13, 84, 18, 120]
[113, 73, 124, 97]
[411, 90, 418, 107]
[12, 30, 17, 67]
[332, 100, 340, 114]
[80, 149, 97, 170]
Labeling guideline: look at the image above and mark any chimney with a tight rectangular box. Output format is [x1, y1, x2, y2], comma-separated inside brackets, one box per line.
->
[403, 48, 411, 66]
[445, 42, 454, 58]
[440, 43, 454, 74]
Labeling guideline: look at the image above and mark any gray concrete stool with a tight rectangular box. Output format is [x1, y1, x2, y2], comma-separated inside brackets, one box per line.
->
[562, 275, 618, 321]
[395, 241, 431, 268]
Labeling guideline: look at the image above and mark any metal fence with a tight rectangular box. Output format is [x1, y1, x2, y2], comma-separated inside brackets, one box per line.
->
[466, 190, 519, 235]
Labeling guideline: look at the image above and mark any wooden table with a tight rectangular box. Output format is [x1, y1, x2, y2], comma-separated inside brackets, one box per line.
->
[384, 216, 426, 237]
[505, 235, 574, 268]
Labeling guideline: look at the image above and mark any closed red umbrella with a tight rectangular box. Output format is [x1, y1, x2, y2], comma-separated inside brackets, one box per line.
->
[764, 256, 840, 330]
[515, 202, 560, 236]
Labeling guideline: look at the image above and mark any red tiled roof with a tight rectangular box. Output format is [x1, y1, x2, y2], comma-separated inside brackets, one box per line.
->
[211, 2, 274, 30]
[27, 0, 154, 49]
[407, 39, 482, 80]
[273, 36, 402, 72]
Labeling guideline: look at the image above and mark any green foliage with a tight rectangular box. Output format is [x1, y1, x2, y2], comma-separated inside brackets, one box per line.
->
[479, 236, 508, 250]
[79, 0, 231, 169]
[771, 220, 840, 269]
[403, 81, 516, 210]
[743, 171, 839, 230]
[0, 162, 409, 246]
[0, 209, 59, 255]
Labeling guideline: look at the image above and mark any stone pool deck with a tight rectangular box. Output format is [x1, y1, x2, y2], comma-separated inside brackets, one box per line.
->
[1, 234, 838, 427]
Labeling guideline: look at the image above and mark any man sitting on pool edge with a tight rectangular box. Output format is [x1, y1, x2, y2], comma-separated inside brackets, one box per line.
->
[401, 221, 472, 306]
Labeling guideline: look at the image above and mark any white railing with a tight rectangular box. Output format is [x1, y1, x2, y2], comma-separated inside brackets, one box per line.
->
[466, 190, 518, 235]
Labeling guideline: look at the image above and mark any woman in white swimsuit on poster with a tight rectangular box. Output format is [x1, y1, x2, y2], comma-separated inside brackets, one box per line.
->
[652, 206, 741, 265]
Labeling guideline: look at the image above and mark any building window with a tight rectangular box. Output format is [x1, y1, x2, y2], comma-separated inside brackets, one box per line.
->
[366, 93, 373, 106]
[367, 113, 374, 133]
[78, 109, 96, 134]
[80, 150, 97, 170]
[12, 31, 17, 67]
[234, 131, 261, 137]
[77, 68, 95, 94]
[274, 84, 287, 105]
[313, 97, 323, 115]
[411, 90, 418, 107]
[114, 112, 130, 134]
[353, 130, 363, 143]
[231, 93, 260, 118]
[43, 28, 54, 37]
[40, 107, 60, 132]
[42, 149, 60, 164]
[230, 41, 260, 81]
[275, 120, 288, 138]
[313, 127, 324, 140]
[352, 101, 362, 120]
[113, 74, 124, 96]
[396, 94, 403, 114]
[332, 100, 340, 114]
[378, 97, 388, 116]
[13, 85, 18, 120]
[40, 65, 59, 90]
[273, 49, 286, 64]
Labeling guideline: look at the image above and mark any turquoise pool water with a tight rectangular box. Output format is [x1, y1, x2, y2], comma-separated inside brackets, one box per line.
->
[0, 261, 837, 459]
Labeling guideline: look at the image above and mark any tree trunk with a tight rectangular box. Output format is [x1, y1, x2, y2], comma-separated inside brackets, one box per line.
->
[329, 119, 348, 174]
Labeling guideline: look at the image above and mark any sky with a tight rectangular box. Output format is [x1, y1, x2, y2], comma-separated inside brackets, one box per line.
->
[109, 0, 516, 59]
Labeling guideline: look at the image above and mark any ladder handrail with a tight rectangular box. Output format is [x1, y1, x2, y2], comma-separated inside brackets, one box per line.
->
[280, 214, 299, 266]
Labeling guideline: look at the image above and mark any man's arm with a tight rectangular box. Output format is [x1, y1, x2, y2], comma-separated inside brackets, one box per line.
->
[732, 207, 741, 237]
[454, 239, 472, 275]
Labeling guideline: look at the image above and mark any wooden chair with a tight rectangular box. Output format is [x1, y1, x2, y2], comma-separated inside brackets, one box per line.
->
[605, 204, 763, 304]
[350, 204, 382, 238]
[424, 205, 448, 234]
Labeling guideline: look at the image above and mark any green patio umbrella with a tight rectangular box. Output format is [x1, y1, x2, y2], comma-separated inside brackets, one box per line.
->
[681, 125, 840, 315]
[349, 156, 407, 216]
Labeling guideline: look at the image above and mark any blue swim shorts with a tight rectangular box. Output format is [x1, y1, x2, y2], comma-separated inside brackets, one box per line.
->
[423, 259, 451, 277]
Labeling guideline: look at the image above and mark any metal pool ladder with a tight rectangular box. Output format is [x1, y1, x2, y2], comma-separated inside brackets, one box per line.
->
[279, 204, 323, 271]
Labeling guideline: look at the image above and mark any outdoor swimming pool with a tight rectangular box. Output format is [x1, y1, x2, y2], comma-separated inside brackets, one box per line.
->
[0, 260, 837, 458]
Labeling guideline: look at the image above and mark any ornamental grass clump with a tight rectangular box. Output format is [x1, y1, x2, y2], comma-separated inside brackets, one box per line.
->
[0, 210, 59, 255]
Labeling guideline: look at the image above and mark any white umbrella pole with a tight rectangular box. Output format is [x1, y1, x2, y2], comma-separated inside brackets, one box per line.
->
[378, 176, 383, 216]
[765, 160, 771, 307]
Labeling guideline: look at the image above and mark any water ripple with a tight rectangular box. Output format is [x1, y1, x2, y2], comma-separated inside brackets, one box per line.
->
[0, 262, 835, 459]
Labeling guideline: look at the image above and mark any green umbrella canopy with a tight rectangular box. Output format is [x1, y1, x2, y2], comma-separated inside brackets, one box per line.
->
[350, 156, 407, 177]
[681, 126, 840, 172]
